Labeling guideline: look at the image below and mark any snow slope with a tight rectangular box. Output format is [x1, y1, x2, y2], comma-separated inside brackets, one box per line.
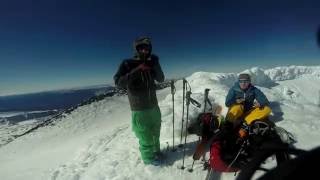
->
[0, 65, 320, 180]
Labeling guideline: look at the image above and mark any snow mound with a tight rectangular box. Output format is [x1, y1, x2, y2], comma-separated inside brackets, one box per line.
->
[242, 67, 277, 88]
[187, 71, 237, 88]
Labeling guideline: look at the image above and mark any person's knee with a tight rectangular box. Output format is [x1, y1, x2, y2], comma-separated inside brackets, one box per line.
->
[229, 104, 244, 113]
[226, 104, 244, 121]
[244, 106, 272, 124]
[257, 106, 272, 117]
[263, 106, 272, 115]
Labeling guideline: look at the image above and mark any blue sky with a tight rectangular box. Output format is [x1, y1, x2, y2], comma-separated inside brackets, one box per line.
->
[0, 0, 319, 95]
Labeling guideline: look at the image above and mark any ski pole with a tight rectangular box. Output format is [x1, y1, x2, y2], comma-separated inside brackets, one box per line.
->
[171, 80, 177, 151]
[180, 90, 192, 170]
[179, 78, 187, 148]
[201, 89, 211, 161]
[199, 89, 210, 144]
[226, 141, 246, 171]
[204, 88, 213, 113]
[188, 160, 195, 172]
[203, 89, 210, 113]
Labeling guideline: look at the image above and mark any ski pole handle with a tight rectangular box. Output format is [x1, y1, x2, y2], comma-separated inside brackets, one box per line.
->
[186, 91, 191, 106]
[171, 80, 175, 95]
[180, 79, 187, 146]
[203, 89, 210, 112]
[171, 80, 176, 151]
[190, 98, 201, 108]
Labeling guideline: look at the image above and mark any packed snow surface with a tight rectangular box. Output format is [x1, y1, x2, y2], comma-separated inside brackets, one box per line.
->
[1, 65, 320, 180]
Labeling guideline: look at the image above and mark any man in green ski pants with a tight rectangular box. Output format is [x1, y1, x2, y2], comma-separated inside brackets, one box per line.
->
[114, 37, 165, 165]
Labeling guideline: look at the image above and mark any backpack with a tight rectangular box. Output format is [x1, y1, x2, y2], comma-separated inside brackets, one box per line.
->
[209, 119, 291, 172]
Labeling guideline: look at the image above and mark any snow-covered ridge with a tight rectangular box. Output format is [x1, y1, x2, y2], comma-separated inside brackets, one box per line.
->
[265, 65, 320, 81]
[188, 65, 320, 89]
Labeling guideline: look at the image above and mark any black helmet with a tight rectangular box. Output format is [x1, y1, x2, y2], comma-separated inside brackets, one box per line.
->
[238, 73, 251, 82]
[134, 36, 152, 53]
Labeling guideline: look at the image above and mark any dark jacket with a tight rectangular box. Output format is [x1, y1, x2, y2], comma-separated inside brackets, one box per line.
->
[113, 54, 164, 111]
[225, 83, 269, 112]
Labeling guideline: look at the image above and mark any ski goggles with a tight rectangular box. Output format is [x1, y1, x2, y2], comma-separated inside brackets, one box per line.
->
[136, 44, 151, 51]
[239, 80, 250, 84]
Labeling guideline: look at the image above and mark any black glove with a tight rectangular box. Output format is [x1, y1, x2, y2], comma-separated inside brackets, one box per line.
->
[236, 98, 245, 104]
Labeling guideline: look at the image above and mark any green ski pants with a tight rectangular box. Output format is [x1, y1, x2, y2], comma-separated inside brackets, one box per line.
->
[131, 106, 161, 164]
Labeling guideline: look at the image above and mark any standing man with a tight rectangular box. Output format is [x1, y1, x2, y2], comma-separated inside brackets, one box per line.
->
[114, 37, 165, 165]
[225, 73, 271, 138]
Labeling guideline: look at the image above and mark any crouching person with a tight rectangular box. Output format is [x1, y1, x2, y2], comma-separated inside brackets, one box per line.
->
[225, 73, 272, 138]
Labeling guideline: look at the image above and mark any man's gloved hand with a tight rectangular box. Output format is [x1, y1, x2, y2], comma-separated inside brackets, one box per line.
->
[236, 137, 245, 145]
[253, 101, 261, 108]
[238, 122, 249, 139]
[129, 63, 151, 75]
[137, 63, 151, 71]
[236, 98, 245, 104]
